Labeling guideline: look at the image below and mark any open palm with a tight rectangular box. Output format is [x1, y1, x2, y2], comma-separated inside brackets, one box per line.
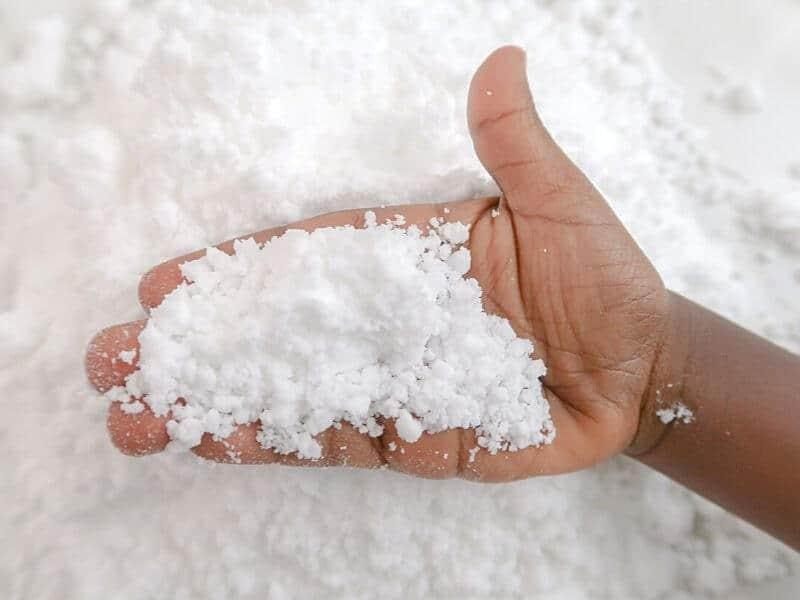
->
[87, 47, 670, 482]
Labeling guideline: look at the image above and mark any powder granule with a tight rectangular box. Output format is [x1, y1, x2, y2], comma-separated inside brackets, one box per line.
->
[117, 350, 136, 365]
[656, 402, 695, 425]
[113, 217, 555, 458]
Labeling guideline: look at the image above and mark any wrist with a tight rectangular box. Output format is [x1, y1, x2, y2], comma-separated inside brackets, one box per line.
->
[626, 291, 694, 456]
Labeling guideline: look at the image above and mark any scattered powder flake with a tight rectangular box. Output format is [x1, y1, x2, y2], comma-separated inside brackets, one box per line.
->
[117, 218, 555, 458]
[437, 221, 469, 244]
[104, 386, 131, 403]
[118, 349, 136, 365]
[364, 210, 378, 228]
[468, 447, 480, 463]
[387, 441, 397, 452]
[428, 216, 444, 229]
[656, 402, 695, 425]
[491, 208, 500, 218]
[120, 400, 145, 415]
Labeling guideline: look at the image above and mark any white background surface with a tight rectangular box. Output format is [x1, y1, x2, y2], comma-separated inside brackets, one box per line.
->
[641, 0, 800, 195]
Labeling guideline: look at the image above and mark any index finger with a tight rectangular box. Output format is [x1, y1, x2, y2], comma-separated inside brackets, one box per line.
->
[138, 198, 496, 311]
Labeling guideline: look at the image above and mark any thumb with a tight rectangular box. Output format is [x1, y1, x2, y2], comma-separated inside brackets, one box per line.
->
[467, 46, 585, 211]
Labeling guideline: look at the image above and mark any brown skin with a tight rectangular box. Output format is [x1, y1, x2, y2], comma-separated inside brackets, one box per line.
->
[86, 47, 800, 549]
[631, 295, 800, 550]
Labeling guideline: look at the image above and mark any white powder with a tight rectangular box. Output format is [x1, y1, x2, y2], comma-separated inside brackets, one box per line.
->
[117, 220, 554, 457]
[656, 403, 695, 425]
[117, 350, 136, 365]
[120, 400, 145, 415]
[395, 410, 424, 444]
[3, 1, 799, 599]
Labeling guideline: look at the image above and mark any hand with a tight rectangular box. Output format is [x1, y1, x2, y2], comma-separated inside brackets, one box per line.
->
[86, 46, 672, 482]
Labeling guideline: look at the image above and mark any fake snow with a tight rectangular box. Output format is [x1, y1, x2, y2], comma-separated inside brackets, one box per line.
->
[114, 220, 554, 457]
[656, 403, 695, 425]
[3, 1, 799, 599]
[117, 349, 136, 365]
[120, 400, 145, 415]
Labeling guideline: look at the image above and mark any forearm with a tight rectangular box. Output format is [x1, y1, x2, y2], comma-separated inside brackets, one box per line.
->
[631, 292, 800, 550]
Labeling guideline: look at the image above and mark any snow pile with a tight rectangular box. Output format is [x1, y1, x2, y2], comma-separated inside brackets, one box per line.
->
[112, 218, 553, 457]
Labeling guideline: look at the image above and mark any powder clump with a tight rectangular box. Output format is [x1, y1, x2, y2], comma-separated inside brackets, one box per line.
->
[111, 217, 555, 458]
[656, 402, 695, 425]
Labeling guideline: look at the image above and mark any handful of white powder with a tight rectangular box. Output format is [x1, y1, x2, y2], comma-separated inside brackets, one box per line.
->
[108, 213, 555, 458]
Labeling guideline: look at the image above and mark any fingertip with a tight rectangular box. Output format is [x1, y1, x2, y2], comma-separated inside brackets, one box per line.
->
[473, 45, 527, 82]
[482, 45, 527, 74]
[85, 321, 145, 391]
[467, 45, 531, 133]
[107, 402, 170, 456]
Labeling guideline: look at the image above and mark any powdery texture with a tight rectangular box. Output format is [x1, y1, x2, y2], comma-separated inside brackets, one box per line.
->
[706, 67, 765, 114]
[114, 220, 553, 457]
[3, 1, 799, 599]
[656, 403, 695, 425]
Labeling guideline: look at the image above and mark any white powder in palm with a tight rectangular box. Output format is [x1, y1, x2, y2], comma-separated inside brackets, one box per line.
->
[112, 216, 554, 458]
